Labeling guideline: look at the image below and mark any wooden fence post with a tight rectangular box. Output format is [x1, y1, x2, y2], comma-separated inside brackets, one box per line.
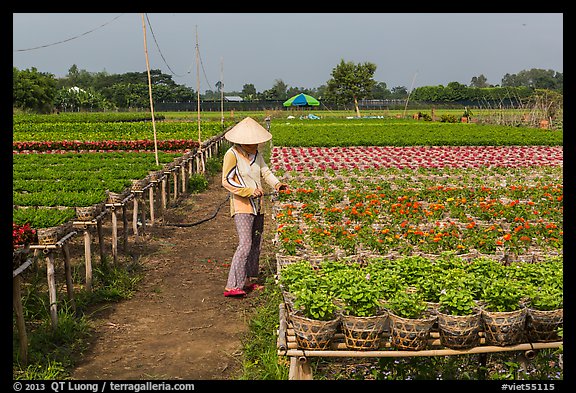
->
[61, 243, 76, 313]
[45, 250, 59, 328]
[149, 185, 155, 225]
[13, 274, 28, 365]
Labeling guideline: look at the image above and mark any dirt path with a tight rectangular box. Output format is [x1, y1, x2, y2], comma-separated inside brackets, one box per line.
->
[71, 172, 274, 380]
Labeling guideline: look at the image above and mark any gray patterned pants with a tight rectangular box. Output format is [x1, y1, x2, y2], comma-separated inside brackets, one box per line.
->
[226, 213, 264, 289]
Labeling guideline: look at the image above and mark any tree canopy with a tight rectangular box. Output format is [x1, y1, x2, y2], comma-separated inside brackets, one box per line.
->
[324, 59, 377, 117]
[13, 63, 562, 113]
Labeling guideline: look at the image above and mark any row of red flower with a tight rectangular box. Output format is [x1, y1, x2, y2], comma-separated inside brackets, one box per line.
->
[270, 146, 563, 171]
[13, 139, 200, 153]
[13, 223, 36, 250]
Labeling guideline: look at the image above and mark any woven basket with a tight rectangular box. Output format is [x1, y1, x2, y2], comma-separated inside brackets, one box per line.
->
[107, 190, 128, 204]
[282, 290, 297, 313]
[526, 308, 563, 342]
[131, 177, 150, 191]
[37, 227, 59, 245]
[75, 206, 96, 221]
[437, 310, 482, 349]
[341, 312, 389, 350]
[289, 311, 340, 350]
[388, 312, 437, 351]
[482, 308, 527, 346]
[148, 170, 164, 181]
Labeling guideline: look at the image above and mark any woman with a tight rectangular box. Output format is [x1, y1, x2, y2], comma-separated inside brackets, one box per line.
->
[221, 117, 287, 298]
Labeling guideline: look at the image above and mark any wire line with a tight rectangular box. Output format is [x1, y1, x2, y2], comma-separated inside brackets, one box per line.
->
[145, 13, 189, 78]
[14, 14, 125, 52]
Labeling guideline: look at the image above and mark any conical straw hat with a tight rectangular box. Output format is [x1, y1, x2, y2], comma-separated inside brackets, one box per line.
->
[224, 117, 272, 144]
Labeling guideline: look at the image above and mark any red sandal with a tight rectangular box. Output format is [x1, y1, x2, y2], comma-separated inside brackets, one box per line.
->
[223, 288, 247, 297]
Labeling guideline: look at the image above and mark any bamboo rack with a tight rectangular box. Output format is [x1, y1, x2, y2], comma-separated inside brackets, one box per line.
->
[277, 302, 563, 380]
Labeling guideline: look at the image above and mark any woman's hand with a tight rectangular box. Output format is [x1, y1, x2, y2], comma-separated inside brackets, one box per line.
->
[252, 188, 264, 197]
[276, 183, 288, 192]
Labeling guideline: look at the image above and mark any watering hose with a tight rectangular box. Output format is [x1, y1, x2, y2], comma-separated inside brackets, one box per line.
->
[164, 192, 279, 227]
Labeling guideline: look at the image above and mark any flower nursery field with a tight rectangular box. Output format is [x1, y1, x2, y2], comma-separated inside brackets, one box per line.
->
[268, 118, 562, 262]
[12, 112, 564, 380]
[268, 115, 563, 380]
[12, 113, 231, 233]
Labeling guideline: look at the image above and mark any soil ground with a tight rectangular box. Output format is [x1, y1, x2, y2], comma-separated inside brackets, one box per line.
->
[70, 172, 276, 380]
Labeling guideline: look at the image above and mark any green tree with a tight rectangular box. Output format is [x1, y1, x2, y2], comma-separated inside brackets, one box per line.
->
[13, 67, 58, 113]
[390, 86, 409, 100]
[501, 68, 562, 92]
[371, 81, 391, 99]
[470, 74, 490, 88]
[54, 86, 115, 111]
[241, 83, 257, 100]
[325, 59, 377, 117]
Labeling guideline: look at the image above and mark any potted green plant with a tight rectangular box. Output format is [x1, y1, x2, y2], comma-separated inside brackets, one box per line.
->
[335, 273, 389, 350]
[436, 287, 483, 349]
[480, 278, 527, 346]
[384, 289, 437, 351]
[525, 283, 563, 342]
[289, 286, 340, 350]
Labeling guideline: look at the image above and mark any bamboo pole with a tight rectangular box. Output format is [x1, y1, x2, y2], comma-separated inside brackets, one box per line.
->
[195, 26, 205, 173]
[161, 175, 167, 211]
[61, 243, 76, 313]
[288, 357, 300, 380]
[132, 195, 139, 238]
[180, 164, 186, 194]
[45, 250, 59, 328]
[13, 274, 28, 365]
[83, 229, 93, 292]
[172, 171, 178, 200]
[281, 341, 562, 358]
[111, 207, 118, 263]
[149, 186, 155, 225]
[403, 71, 418, 118]
[278, 303, 288, 351]
[141, 13, 159, 166]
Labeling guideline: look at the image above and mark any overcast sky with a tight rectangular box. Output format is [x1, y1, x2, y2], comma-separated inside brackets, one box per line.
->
[13, 13, 563, 93]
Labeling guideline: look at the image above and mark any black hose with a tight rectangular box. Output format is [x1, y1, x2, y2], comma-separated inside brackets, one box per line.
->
[163, 192, 279, 227]
[164, 195, 230, 227]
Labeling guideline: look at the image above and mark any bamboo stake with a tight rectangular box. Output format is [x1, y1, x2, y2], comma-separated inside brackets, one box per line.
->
[148, 186, 155, 225]
[281, 341, 562, 358]
[403, 71, 418, 117]
[195, 26, 205, 173]
[172, 171, 178, 200]
[133, 195, 139, 238]
[61, 243, 76, 313]
[141, 13, 159, 166]
[13, 274, 28, 365]
[83, 229, 93, 292]
[278, 303, 288, 351]
[180, 164, 186, 194]
[45, 251, 59, 327]
[111, 208, 118, 263]
[161, 175, 167, 211]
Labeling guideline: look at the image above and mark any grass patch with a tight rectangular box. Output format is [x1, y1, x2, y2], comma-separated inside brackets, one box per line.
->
[237, 274, 289, 380]
[13, 257, 144, 380]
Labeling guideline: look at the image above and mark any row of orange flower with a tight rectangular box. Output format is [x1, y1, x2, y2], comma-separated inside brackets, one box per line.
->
[274, 174, 562, 257]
